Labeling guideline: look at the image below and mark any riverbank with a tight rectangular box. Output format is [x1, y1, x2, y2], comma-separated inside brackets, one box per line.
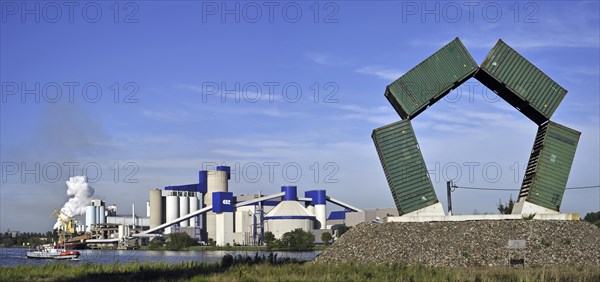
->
[1, 260, 599, 281]
[139, 245, 328, 251]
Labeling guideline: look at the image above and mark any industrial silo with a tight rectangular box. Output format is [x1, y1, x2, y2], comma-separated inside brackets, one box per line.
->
[189, 192, 199, 227]
[97, 205, 106, 224]
[305, 190, 327, 229]
[204, 167, 229, 240]
[179, 192, 189, 227]
[166, 191, 179, 227]
[265, 186, 315, 238]
[85, 205, 96, 232]
[149, 189, 163, 228]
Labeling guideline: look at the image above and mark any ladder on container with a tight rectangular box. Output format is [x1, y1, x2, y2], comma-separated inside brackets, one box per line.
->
[518, 123, 548, 201]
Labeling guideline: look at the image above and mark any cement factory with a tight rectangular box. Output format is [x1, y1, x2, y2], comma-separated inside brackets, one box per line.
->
[64, 166, 371, 248]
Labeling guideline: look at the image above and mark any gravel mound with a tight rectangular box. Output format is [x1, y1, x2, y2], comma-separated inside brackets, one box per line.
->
[316, 220, 600, 267]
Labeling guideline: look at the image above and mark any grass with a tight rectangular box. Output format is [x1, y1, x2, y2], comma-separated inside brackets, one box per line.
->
[1, 256, 599, 281]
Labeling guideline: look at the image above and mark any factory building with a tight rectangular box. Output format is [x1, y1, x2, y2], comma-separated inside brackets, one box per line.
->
[137, 166, 363, 246]
[81, 166, 364, 247]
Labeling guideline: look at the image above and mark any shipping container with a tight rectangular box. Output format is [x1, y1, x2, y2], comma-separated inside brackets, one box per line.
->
[475, 39, 567, 125]
[385, 37, 478, 120]
[372, 120, 439, 214]
[518, 121, 580, 211]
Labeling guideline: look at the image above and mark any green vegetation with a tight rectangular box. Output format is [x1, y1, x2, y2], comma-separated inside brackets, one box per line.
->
[584, 211, 600, 228]
[497, 196, 514, 214]
[321, 232, 332, 246]
[336, 225, 350, 237]
[165, 232, 196, 251]
[1, 260, 599, 281]
[263, 231, 276, 245]
[522, 213, 536, 220]
[0, 231, 57, 248]
[266, 229, 315, 251]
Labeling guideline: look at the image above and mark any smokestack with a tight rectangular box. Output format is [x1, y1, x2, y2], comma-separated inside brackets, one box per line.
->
[53, 176, 95, 230]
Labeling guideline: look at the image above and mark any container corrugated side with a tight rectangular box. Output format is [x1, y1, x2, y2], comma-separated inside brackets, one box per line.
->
[385, 37, 478, 120]
[372, 120, 438, 214]
[518, 121, 580, 211]
[475, 40, 567, 125]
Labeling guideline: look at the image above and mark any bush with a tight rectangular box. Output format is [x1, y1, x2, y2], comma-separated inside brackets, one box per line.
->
[148, 240, 163, 250]
[266, 229, 314, 251]
[583, 211, 600, 228]
[221, 254, 234, 269]
[583, 211, 600, 222]
[264, 232, 276, 245]
[497, 196, 515, 214]
[166, 232, 195, 251]
[336, 225, 350, 237]
[321, 232, 333, 246]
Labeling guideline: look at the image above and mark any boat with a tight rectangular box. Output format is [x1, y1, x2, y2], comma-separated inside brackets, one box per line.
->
[26, 244, 81, 260]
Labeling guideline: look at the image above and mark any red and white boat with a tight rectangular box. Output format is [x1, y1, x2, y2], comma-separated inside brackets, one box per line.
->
[26, 244, 81, 260]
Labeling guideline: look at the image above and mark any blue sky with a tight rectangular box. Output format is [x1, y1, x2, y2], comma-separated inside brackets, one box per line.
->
[1, 1, 599, 232]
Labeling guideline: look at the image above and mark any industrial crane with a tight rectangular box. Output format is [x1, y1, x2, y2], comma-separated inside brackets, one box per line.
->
[50, 210, 77, 234]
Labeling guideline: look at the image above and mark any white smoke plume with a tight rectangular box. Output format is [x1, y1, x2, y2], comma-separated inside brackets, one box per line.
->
[53, 176, 95, 230]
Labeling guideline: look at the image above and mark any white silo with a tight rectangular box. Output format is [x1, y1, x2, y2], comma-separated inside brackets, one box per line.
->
[179, 192, 189, 227]
[98, 205, 106, 224]
[204, 168, 229, 240]
[189, 192, 199, 227]
[146, 201, 150, 218]
[265, 186, 316, 238]
[166, 192, 179, 224]
[149, 189, 163, 228]
[306, 190, 327, 229]
[85, 205, 96, 232]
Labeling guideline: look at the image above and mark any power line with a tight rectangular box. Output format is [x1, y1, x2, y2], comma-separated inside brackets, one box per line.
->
[564, 185, 600, 190]
[453, 186, 517, 191]
[452, 185, 600, 191]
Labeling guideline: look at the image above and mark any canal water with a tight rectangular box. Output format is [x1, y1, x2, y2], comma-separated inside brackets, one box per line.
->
[0, 248, 321, 267]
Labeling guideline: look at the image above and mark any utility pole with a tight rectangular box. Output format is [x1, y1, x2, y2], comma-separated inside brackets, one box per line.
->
[447, 181, 453, 215]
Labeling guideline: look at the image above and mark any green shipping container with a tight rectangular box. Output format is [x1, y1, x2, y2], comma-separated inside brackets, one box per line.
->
[518, 121, 580, 211]
[385, 37, 478, 120]
[475, 40, 567, 125]
[372, 120, 439, 215]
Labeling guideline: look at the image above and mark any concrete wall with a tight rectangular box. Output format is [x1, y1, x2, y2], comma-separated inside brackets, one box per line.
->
[345, 208, 399, 226]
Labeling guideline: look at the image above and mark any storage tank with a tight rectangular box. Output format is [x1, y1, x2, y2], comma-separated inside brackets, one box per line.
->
[146, 201, 150, 218]
[179, 192, 189, 227]
[85, 205, 96, 232]
[166, 193, 179, 224]
[189, 193, 199, 227]
[98, 206, 106, 224]
[204, 169, 229, 240]
[149, 189, 163, 228]
[265, 186, 316, 238]
[306, 190, 326, 229]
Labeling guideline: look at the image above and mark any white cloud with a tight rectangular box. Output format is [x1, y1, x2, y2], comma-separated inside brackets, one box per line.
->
[355, 66, 403, 81]
[305, 53, 348, 66]
[333, 104, 399, 125]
